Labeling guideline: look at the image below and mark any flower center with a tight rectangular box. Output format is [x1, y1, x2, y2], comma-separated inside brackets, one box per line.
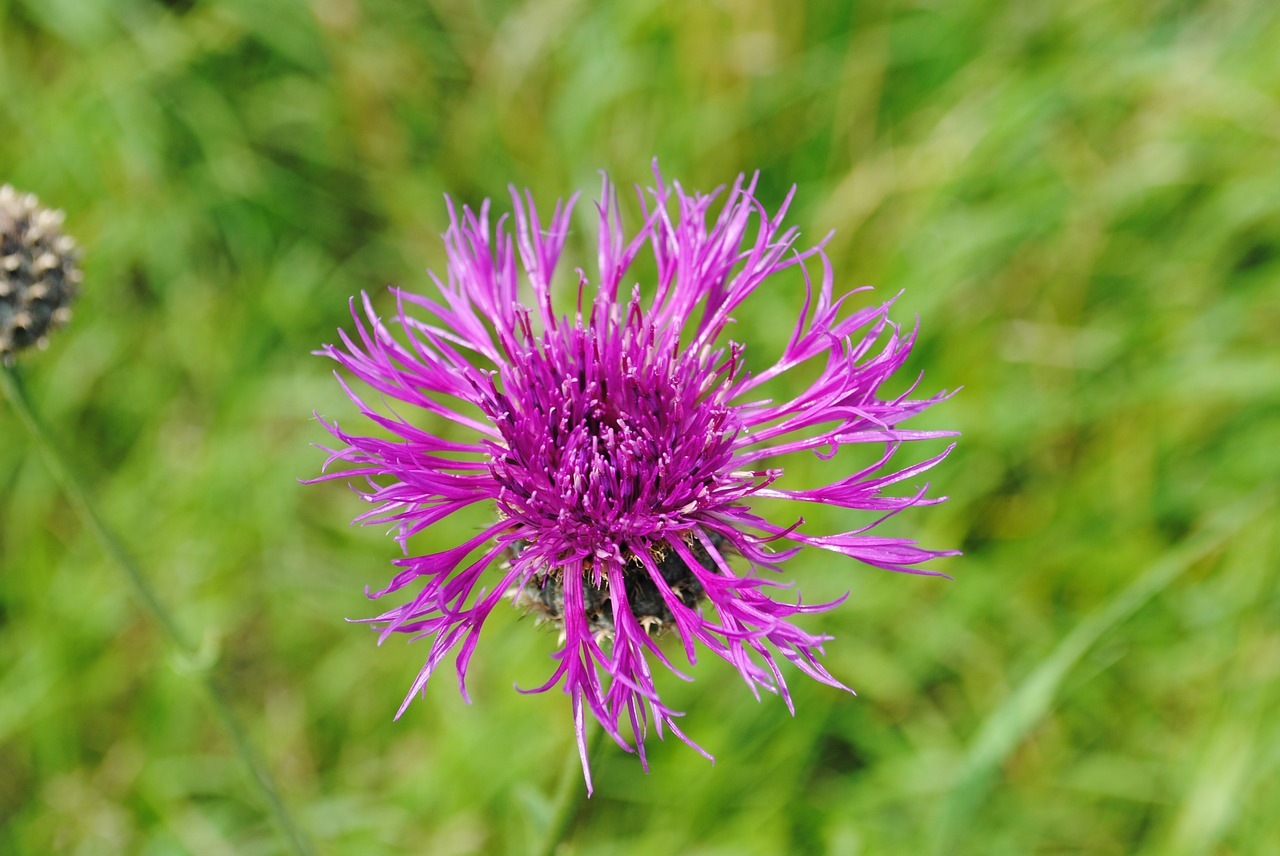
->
[486, 313, 741, 556]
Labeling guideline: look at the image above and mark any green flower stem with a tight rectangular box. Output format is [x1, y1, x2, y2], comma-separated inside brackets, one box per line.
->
[1, 364, 314, 856]
[536, 723, 607, 856]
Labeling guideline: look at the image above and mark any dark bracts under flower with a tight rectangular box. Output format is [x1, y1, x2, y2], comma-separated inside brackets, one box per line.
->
[510, 532, 719, 638]
[312, 165, 957, 792]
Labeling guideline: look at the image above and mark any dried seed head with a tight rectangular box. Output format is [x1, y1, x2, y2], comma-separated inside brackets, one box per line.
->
[0, 184, 82, 362]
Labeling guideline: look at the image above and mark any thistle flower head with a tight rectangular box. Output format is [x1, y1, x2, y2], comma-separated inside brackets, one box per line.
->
[313, 165, 957, 791]
[0, 185, 81, 363]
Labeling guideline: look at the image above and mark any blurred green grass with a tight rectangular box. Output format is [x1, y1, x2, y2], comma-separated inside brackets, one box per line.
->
[2, 0, 1278, 853]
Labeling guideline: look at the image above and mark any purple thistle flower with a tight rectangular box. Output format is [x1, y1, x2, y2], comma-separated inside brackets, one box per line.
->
[312, 165, 957, 792]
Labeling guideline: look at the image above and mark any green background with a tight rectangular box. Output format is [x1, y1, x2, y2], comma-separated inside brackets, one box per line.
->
[2, 0, 1278, 853]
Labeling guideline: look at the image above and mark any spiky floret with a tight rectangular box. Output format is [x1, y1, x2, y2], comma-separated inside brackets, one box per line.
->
[312, 165, 957, 791]
[0, 185, 81, 362]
